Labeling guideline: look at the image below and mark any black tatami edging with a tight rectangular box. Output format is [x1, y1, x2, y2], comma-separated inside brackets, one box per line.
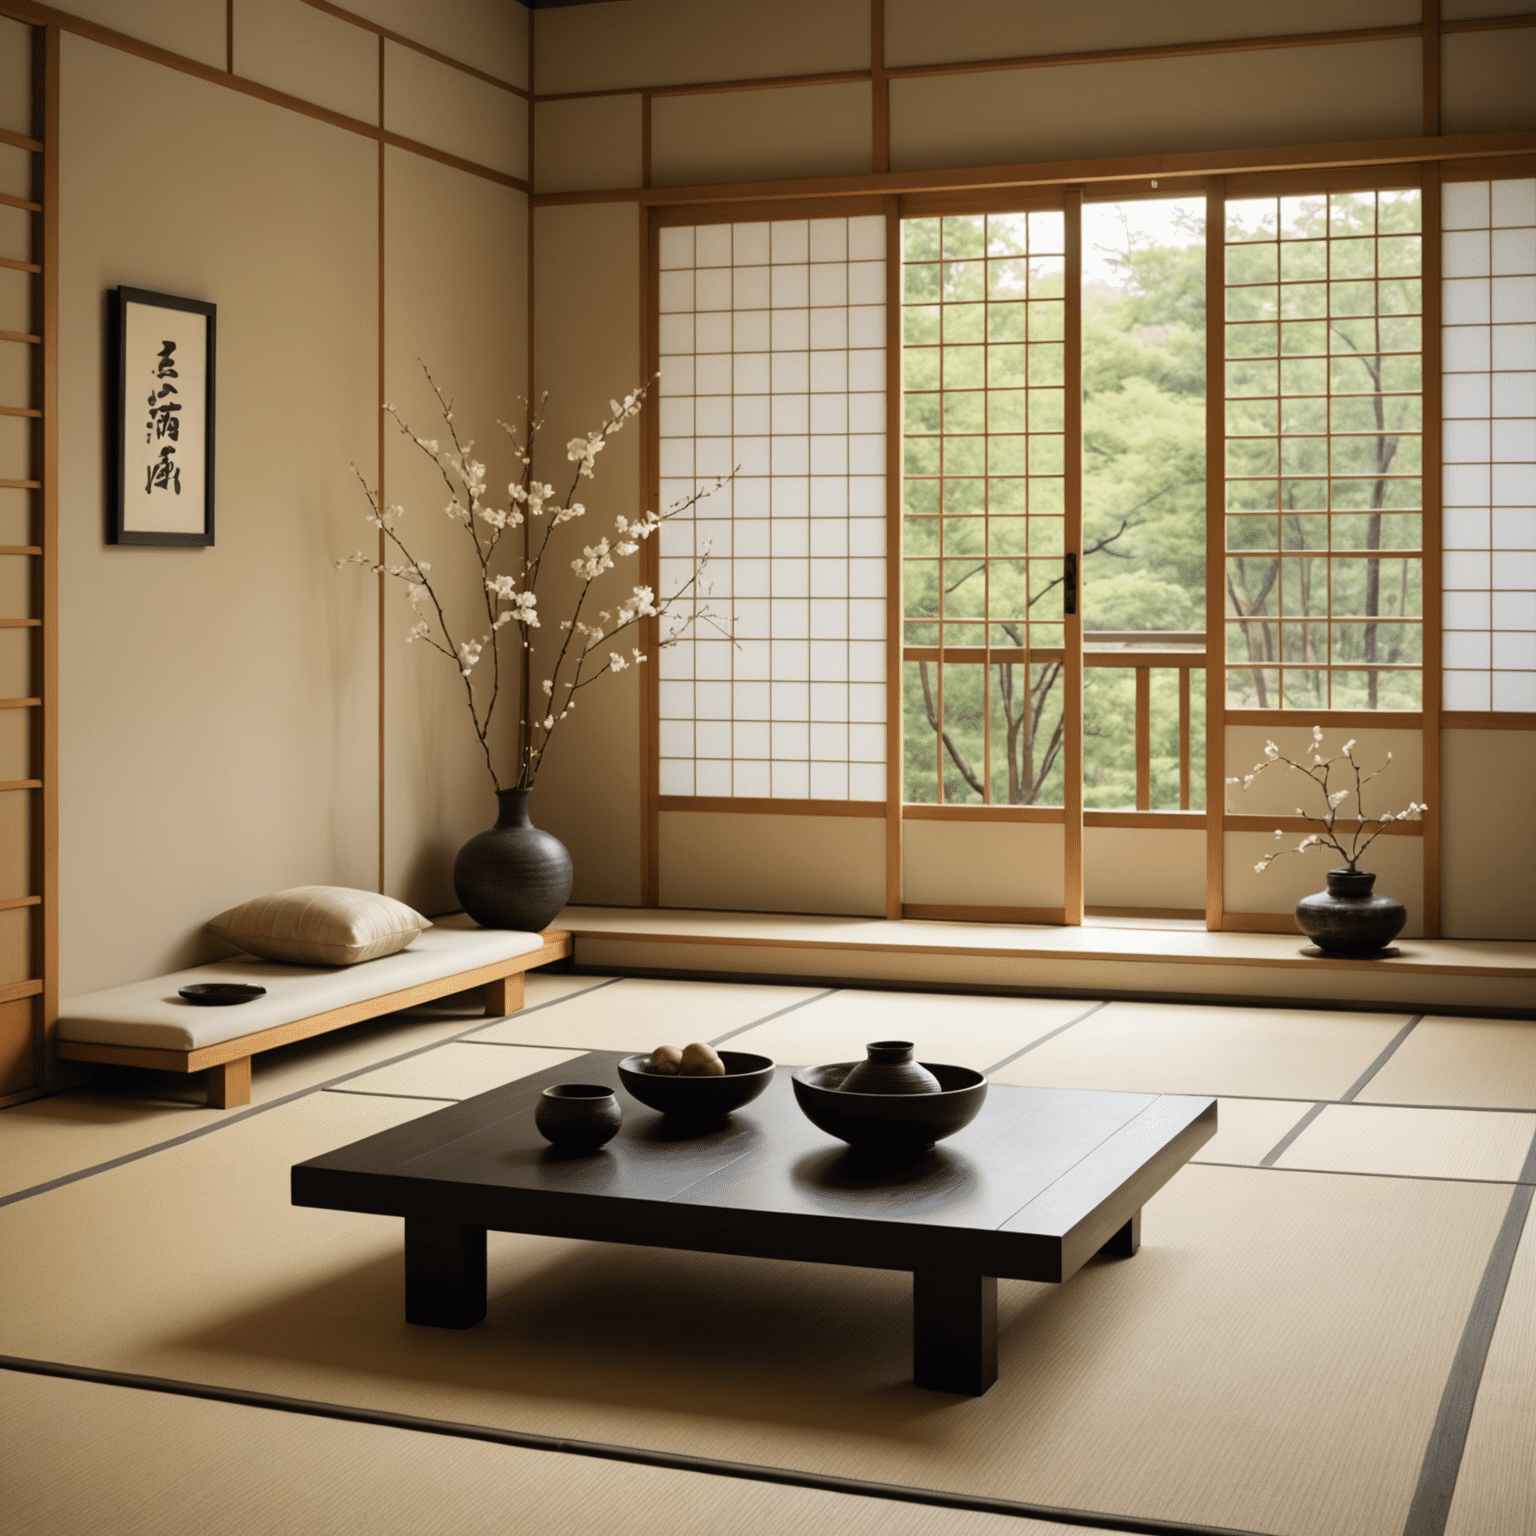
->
[0, 974, 631, 1211]
[708, 987, 839, 1046]
[0, 1353, 1277, 1536]
[983, 1000, 1108, 1075]
[1400, 1131, 1536, 1536]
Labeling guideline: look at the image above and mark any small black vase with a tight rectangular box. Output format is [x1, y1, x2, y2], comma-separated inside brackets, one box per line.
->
[1295, 868, 1406, 956]
[453, 787, 573, 931]
[838, 1041, 942, 1095]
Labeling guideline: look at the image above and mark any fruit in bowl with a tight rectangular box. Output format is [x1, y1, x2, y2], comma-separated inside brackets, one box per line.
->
[617, 1049, 774, 1118]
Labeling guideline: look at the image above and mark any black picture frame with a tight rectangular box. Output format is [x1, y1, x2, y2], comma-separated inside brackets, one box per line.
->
[108, 286, 216, 546]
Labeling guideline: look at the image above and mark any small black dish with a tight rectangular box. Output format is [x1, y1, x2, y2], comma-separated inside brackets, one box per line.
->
[534, 1083, 622, 1151]
[178, 983, 267, 1006]
[792, 1060, 988, 1155]
[617, 1051, 774, 1119]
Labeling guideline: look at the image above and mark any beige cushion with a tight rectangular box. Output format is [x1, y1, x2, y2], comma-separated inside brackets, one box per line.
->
[207, 886, 431, 966]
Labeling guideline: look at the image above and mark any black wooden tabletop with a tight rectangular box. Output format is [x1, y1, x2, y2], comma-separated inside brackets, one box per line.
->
[293, 1051, 1216, 1284]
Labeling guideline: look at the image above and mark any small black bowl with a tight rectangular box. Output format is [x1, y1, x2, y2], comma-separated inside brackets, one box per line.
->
[791, 1061, 988, 1154]
[617, 1051, 774, 1119]
[178, 983, 267, 1007]
[534, 1084, 622, 1151]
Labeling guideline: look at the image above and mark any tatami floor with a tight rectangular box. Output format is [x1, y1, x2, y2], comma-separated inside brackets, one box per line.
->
[2, 973, 1534, 1536]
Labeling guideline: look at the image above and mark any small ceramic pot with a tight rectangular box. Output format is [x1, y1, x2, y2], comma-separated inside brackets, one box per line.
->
[838, 1041, 942, 1095]
[1295, 868, 1407, 956]
[534, 1084, 622, 1150]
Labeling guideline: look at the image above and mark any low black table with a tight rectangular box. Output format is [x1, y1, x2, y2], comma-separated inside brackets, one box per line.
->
[293, 1053, 1215, 1395]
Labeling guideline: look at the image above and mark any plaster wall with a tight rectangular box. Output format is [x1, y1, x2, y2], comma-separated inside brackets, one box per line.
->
[48, 10, 527, 994]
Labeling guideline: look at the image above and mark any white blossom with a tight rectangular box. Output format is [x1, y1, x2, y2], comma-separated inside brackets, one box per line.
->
[458, 638, 483, 676]
[609, 652, 629, 671]
[1328, 789, 1349, 807]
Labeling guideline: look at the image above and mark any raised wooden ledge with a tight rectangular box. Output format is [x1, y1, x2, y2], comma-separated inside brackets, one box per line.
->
[56, 930, 572, 1108]
[554, 908, 1536, 1017]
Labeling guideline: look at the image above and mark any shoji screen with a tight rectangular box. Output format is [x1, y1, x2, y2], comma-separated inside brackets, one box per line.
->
[1442, 176, 1536, 711]
[656, 214, 887, 800]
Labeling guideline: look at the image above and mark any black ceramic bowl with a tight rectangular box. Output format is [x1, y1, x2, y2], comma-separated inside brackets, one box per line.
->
[791, 1061, 988, 1153]
[178, 983, 267, 1006]
[617, 1051, 775, 1118]
[534, 1083, 622, 1150]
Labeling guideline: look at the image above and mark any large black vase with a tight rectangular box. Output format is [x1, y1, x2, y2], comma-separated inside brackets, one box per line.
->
[1295, 868, 1406, 956]
[453, 787, 572, 931]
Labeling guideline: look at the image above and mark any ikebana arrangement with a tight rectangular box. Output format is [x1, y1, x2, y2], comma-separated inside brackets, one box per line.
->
[1229, 725, 1428, 955]
[338, 368, 731, 930]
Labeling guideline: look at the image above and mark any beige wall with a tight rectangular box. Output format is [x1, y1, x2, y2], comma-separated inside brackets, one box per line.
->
[1441, 730, 1536, 941]
[660, 813, 884, 916]
[529, 202, 646, 908]
[903, 820, 1064, 909]
[51, 9, 526, 995]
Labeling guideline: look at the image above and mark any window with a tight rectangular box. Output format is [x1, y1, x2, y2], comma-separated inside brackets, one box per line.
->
[655, 215, 888, 801]
[899, 210, 1068, 804]
[1222, 189, 1424, 711]
[1442, 176, 1536, 712]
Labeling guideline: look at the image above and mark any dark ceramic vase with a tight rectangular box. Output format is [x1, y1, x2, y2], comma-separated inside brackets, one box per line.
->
[1295, 868, 1406, 956]
[453, 787, 573, 931]
[838, 1041, 942, 1095]
[534, 1084, 622, 1151]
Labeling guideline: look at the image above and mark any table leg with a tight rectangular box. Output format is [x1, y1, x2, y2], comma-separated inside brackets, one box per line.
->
[404, 1219, 486, 1329]
[912, 1269, 997, 1396]
[1100, 1208, 1141, 1258]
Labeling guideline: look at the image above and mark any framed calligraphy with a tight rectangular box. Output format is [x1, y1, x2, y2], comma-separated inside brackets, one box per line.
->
[109, 287, 216, 546]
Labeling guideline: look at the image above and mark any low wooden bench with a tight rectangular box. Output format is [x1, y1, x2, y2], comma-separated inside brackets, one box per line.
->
[56, 918, 571, 1108]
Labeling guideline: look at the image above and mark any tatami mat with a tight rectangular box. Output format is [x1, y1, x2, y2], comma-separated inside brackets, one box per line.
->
[0, 1370, 1077, 1536]
[1189, 1097, 1312, 1168]
[718, 989, 1090, 1072]
[1358, 1016, 1536, 1111]
[0, 1084, 1509, 1536]
[1445, 1197, 1536, 1536]
[328, 1043, 587, 1103]
[991, 1001, 1409, 1100]
[0, 974, 610, 1201]
[475, 977, 824, 1054]
[1274, 1104, 1536, 1183]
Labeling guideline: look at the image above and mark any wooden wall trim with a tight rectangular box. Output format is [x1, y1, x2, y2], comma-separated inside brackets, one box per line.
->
[1442, 712, 1536, 731]
[1063, 188, 1084, 927]
[298, 0, 530, 98]
[1423, 0, 1441, 139]
[1421, 162, 1443, 937]
[531, 130, 1536, 210]
[883, 193, 901, 918]
[0, 0, 529, 192]
[1204, 174, 1226, 933]
[642, 208, 660, 907]
[659, 797, 886, 819]
[38, 24, 58, 1087]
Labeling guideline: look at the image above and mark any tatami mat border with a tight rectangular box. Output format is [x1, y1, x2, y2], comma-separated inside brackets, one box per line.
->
[0, 977, 625, 1211]
[1403, 1175, 1536, 1536]
[1257, 1016, 1426, 1165]
[709, 987, 839, 1045]
[0, 1353, 1276, 1536]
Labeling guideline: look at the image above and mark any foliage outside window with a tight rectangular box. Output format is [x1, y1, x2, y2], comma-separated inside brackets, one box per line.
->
[900, 204, 1208, 809]
[1223, 190, 1424, 710]
[901, 211, 1069, 805]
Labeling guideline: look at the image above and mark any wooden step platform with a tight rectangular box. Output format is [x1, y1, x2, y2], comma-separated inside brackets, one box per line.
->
[554, 907, 1536, 1017]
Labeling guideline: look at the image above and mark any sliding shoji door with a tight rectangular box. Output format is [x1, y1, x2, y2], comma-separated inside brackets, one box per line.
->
[894, 194, 1084, 923]
[0, 21, 55, 1105]
[1442, 171, 1536, 713]
[649, 202, 890, 911]
[1211, 171, 1432, 933]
